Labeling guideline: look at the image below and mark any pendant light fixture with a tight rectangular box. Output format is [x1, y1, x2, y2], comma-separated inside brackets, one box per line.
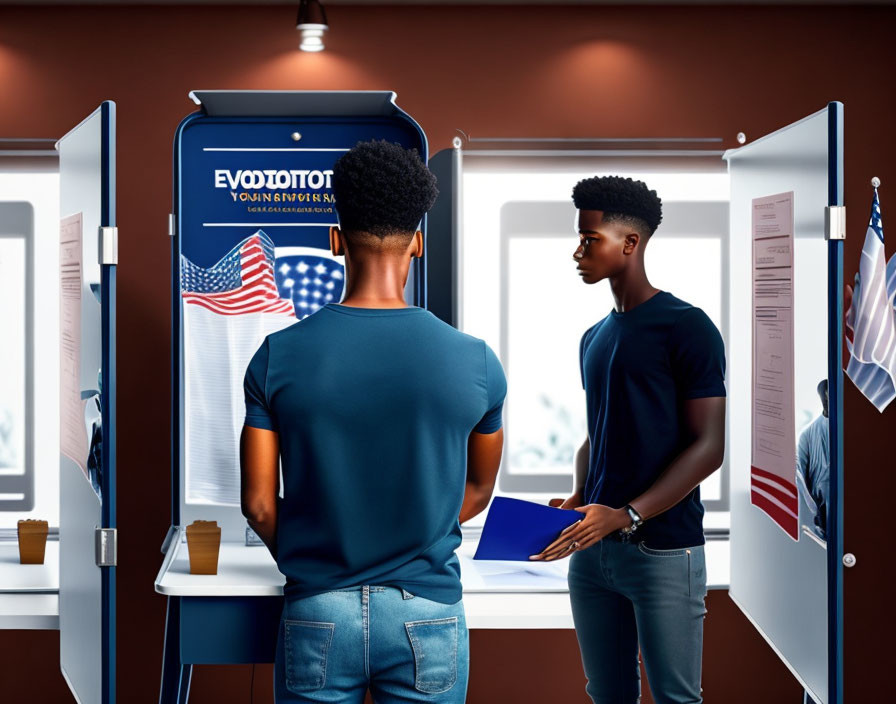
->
[297, 0, 329, 52]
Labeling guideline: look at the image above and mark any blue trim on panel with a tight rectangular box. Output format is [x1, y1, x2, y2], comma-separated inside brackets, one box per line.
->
[100, 99, 117, 704]
[826, 100, 844, 704]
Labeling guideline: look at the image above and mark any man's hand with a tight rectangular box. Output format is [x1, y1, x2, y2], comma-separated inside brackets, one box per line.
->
[548, 492, 584, 510]
[529, 504, 630, 561]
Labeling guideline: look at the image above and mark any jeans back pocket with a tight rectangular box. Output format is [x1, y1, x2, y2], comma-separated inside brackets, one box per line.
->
[405, 616, 458, 694]
[284, 619, 335, 694]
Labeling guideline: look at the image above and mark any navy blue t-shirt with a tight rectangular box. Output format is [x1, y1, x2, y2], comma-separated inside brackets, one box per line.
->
[244, 304, 506, 604]
[580, 291, 726, 549]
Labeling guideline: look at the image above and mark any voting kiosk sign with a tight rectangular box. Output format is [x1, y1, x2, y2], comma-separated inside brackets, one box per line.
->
[173, 93, 427, 515]
[179, 136, 347, 506]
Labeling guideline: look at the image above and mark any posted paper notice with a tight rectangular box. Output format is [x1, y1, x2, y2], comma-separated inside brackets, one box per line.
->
[751, 193, 799, 539]
[60, 213, 88, 477]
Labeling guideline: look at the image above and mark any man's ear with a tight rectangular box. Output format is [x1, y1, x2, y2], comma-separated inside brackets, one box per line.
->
[410, 230, 424, 259]
[330, 226, 345, 256]
[623, 232, 640, 255]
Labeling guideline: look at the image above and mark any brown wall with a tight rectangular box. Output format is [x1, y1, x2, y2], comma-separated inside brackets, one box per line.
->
[0, 4, 892, 703]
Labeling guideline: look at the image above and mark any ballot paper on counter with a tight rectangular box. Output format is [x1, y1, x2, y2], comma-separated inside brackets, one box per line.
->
[473, 497, 582, 561]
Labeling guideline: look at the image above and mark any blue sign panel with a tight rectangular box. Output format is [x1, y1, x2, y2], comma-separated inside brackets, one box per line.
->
[172, 96, 427, 528]
[179, 118, 423, 268]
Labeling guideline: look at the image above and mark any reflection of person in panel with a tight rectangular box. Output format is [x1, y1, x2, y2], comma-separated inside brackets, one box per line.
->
[796, 379, 829, 541]
[240, 140, 506, 704]
[530, 176, 727, 704]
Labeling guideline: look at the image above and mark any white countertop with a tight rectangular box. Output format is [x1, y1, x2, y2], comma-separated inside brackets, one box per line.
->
[155, 529, 730, 629]
[0, 593, 59, 629]
[0, 540, 60, 629]
[0, 540, 59, 593]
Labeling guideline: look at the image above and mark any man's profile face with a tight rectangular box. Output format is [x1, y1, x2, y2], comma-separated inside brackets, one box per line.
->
[572, 209, 630, 285]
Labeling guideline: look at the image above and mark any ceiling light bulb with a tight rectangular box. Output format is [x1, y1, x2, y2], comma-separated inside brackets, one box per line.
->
[297, 0, 329, 52]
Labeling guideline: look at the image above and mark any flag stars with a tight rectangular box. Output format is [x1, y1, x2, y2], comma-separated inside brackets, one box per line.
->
[296, 261, 310, 274]
[314, 262, 327, 275]
[278, 263, 291, 275]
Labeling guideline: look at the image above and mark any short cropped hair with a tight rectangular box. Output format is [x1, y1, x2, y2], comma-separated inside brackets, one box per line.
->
[572, 176, 663, 237]
[331, 140, 438, 241]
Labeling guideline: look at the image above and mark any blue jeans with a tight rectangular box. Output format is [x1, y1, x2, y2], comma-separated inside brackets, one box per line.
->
[275, 586, 469, 704]
[568, 536, 708, 704]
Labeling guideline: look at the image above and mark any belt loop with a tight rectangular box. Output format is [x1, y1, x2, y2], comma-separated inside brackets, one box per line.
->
[401, 588, 414, 600]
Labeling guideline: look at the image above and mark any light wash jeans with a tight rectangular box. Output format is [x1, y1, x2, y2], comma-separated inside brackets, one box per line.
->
[568, 535, 708, 704]
[275, 586, 469, 704]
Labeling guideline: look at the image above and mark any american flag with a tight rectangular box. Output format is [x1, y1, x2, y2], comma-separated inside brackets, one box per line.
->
[182, 233, 295, 317]
[845, 189, 896, 412]
[274, 250, 344, 319]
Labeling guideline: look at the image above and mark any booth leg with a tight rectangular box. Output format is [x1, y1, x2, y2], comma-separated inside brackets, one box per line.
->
[159, 596, 192, 704]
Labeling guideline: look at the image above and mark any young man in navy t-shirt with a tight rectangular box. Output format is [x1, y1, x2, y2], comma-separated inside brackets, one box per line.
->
[240, 141, 506, 703]
[531, 176, 726, 704]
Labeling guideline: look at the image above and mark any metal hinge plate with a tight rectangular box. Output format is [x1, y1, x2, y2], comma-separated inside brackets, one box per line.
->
[99, 226, 118, 265]
[168, 213, 176, 237]
[95, 527, 117, 567]
[825, 206, 846, 241]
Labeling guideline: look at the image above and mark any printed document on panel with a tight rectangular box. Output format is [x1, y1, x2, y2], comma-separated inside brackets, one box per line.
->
[60, 213, 89, 477]
[750, 193, 799, 540]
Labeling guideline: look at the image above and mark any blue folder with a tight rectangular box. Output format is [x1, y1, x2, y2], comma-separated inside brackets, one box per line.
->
[473, 497, 583, 561]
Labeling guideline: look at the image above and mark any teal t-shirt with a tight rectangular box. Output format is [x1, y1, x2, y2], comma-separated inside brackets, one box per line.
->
[244, 304, 506, 604]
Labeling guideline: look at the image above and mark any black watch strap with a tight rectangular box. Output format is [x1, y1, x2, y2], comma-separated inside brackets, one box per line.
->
[623, 504, 643, 532]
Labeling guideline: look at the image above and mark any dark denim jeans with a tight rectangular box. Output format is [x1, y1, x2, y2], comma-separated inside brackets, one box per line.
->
[275, 586, 469, 704]
[568, 537, 708, 704]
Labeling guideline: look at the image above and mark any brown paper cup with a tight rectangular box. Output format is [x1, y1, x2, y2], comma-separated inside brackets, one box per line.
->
[186, 520, 221, 575]
[18, 520, 49, 565]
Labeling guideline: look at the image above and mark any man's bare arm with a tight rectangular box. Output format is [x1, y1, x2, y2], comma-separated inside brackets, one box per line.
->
[534, 396, 725, 560]
[240, 425, 280, 557]
[628, 396, 726, 520]
[459, 429, 504, 524]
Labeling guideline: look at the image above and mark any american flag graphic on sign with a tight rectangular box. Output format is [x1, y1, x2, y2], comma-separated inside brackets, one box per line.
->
[181, 230, 344, 505]
[274, 250, 345, 319]
[182, 233, 295, 317]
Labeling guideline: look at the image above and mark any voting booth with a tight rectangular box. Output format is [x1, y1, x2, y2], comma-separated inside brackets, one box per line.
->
[154, 91, 428, 703]
[725, 104, 844, 704]
[428, 103, 844, 704]
[0, 103, 118, 704]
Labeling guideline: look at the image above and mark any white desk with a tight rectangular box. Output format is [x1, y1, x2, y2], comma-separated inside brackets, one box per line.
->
[155, 531, 730, 629]
[0, 540, 60, 629]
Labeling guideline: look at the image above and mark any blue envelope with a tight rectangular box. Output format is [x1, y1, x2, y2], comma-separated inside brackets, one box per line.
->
[473, 497, 583, 561]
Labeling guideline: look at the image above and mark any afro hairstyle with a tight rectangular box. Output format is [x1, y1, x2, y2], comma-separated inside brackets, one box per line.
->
[331, 140, 439, 241]
[571, 176, 663, 236]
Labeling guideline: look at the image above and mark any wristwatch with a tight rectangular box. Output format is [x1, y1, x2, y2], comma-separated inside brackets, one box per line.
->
[620, 504, 644, 535]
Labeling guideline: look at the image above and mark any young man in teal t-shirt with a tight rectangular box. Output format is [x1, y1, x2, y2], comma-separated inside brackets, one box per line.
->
[240, 140, 506, 704]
